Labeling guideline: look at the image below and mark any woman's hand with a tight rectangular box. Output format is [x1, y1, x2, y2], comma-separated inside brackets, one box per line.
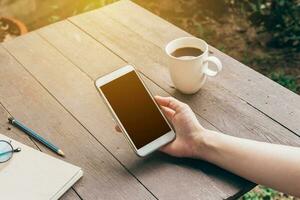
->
[115, 95, 206, 158]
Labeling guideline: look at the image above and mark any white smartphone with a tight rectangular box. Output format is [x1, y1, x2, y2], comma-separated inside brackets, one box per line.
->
[95, 65, 176, 157]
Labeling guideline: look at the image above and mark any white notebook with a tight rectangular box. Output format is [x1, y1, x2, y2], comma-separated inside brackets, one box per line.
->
[0, 133, 83, 200]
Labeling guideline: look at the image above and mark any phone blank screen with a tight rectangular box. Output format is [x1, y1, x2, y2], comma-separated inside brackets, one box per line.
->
[100, 71, 171, 149]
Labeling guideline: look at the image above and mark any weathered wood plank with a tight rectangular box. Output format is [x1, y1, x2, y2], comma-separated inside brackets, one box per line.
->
[100, 0, 300, 136]
[69, 5, 300, 146]
[0, 45, 155, 200]
[36, 20, 253, 199]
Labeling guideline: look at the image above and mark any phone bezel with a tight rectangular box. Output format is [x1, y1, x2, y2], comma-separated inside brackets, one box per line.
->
[95, 65, 175, 157]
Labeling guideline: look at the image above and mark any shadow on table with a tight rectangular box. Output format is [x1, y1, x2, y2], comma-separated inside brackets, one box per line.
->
[128, 151, 254, 193]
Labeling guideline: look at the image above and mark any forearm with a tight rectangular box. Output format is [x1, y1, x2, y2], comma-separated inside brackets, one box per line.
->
[196, 130, 300, 197]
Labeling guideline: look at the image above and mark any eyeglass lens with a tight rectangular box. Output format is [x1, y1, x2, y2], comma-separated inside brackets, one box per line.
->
[0, 141, 13, 163]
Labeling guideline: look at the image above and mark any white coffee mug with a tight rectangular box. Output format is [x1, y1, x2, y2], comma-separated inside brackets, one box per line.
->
[165, 37, 222, 94]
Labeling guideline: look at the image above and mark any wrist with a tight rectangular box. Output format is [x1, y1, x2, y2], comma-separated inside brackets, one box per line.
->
[192, 129, 221, 160]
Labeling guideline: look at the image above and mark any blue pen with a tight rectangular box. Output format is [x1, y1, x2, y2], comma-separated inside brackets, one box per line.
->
[8, 117, 65, 157]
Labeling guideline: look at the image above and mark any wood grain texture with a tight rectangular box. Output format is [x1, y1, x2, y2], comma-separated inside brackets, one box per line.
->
[69, 3, 300, 147]
[100, 0, 300, 136]
[36, 20, 254, 199]
[0, 45, 155, 200]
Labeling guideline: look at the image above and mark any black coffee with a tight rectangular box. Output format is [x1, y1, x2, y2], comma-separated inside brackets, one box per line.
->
[171, 47, 203, 58]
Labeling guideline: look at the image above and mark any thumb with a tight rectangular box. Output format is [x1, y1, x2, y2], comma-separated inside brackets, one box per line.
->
[159, 141, 179, 157]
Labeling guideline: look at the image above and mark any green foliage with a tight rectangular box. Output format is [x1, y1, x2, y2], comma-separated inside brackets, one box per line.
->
[232, 0, 300, 51]
[269, 71, 300, 93]
[240, 186, 278, 200]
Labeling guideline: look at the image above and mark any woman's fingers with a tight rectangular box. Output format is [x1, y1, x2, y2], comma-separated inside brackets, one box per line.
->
[154, 96, 187, 113]
[160, 106, 175, 122]
[114, 96, 180, 133]
[114, 106, 174, 133]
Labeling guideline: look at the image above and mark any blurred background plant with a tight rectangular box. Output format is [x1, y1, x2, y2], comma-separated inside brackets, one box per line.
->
[229, 0, 300, 52]
[1, 0, 300, 199]
[225, 0, 300, 94]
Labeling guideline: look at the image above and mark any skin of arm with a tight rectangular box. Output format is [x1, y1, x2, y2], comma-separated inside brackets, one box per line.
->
[200, 130, 300, 197]
[115, 96, 300, 197]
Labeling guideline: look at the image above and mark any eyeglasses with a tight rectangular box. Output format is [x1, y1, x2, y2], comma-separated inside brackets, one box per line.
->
[0, 140, 21, 163]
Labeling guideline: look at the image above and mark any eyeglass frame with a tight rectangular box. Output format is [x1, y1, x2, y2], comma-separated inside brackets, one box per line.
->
[0, 140, 21, 163]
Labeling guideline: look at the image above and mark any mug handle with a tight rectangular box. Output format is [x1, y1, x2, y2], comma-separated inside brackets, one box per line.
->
[203, 56, 223, 76]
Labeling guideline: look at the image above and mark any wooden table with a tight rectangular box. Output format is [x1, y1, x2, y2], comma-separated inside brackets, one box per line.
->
[1, 1, 300, 199]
